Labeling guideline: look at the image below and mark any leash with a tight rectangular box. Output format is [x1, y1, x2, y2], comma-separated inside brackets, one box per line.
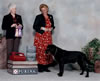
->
[54, 48, 58, 56]
[53, 48, 58, 63]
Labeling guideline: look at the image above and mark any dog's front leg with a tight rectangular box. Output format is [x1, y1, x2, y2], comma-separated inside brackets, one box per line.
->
[58, 62, 64, 77]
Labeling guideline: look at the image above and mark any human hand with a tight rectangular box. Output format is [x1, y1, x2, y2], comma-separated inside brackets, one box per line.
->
[48, 28, 52, 32]
[11, 24, 17, 28]
[41, 27, 48, 32]
[41, 27, 52, 32]
[17, 24, 22, 29]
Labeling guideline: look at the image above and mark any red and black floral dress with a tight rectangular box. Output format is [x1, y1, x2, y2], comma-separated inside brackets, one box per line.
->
[34, 17, 53, 65]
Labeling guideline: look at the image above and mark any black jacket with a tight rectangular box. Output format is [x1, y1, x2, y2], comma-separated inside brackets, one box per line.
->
[33, 14, 55, 34]
[2, 13, 23, 39]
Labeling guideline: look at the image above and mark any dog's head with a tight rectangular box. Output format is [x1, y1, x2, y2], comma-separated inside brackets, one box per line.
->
[45, 44, 57, 55]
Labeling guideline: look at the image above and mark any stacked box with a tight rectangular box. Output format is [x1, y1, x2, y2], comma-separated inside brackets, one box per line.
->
[26, 46, 36, 61]
[7, 60, 38, 75]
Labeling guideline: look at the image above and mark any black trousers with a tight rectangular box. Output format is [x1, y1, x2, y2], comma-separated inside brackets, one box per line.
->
[7, 38, 21, 60]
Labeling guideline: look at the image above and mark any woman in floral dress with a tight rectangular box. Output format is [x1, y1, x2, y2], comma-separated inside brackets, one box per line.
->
[33, 4, 55, 72]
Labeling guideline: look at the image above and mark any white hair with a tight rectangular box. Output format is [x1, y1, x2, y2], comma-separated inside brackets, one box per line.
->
[8, 3, 16, 10]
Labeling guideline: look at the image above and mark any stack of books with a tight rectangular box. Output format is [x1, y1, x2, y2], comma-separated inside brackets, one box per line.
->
[7, 60, 38, 75]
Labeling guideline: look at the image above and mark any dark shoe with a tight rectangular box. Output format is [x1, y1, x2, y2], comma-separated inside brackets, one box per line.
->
[44, 69, 51, 72]
[38, 69, 44, 72]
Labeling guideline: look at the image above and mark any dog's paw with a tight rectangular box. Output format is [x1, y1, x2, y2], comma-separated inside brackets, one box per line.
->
[85, 75, 89, 78]
[80, 73, 83, 75]
[57, 73, 63, 77]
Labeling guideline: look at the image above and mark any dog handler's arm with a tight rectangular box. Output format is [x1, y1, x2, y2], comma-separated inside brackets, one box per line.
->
[33, 15, 44, 34]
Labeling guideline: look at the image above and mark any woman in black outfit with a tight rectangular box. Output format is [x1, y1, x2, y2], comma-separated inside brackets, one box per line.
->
[2, 4, 23, 61]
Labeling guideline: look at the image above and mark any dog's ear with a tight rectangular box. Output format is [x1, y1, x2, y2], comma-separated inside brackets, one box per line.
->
[47, 44, 57, 50]
[52, 44, 57, 48]
[47, 44, 53, 47]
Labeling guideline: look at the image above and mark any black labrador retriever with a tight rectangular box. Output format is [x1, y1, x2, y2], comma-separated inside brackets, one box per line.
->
[45, 44, 93, 77]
